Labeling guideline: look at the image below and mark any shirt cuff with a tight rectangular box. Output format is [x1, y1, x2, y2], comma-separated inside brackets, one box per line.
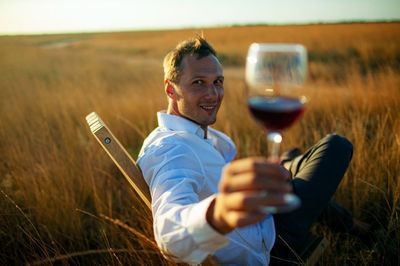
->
[186, 195, 230, 253]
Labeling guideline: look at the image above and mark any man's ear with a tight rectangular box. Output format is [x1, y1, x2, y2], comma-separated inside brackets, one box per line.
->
[164, 80, 176, 99]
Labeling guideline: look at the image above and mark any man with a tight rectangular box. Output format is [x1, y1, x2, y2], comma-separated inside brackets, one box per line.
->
[137, 37, 364, 265]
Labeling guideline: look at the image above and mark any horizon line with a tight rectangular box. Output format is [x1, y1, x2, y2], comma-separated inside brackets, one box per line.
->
[1, 19, 399, 37]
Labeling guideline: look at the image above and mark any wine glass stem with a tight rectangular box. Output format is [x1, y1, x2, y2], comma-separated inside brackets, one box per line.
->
[267, 132, 282, 163]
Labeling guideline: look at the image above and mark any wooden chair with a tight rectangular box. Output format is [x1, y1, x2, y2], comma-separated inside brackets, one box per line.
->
[86, 112, 151, 209]
[85, 112, 328, 265]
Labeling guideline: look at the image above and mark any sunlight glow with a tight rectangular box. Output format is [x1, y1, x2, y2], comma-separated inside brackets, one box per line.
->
[0, 0, 399, 35]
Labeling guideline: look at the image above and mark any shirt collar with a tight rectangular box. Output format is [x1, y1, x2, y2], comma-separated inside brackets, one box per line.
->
[157, 111, 207, 139]
[156, 110, 237, 162]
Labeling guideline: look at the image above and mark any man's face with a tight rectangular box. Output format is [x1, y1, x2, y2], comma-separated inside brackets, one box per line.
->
[168, 54, 224, 129]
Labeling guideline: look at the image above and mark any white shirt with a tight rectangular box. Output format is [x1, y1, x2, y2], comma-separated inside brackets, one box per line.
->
[137, 112, 275, 265]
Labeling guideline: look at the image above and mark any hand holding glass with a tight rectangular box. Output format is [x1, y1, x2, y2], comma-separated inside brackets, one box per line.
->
[245, 43, 307, 213]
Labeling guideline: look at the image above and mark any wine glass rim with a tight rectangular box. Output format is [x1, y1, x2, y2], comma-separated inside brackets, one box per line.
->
[249, 43, 306, 52]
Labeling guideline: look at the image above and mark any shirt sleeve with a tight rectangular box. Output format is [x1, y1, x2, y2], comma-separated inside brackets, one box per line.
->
[138, 142, 229, 264]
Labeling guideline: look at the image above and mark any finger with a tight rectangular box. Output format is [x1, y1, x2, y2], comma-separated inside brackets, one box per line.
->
[224, 157, 290, 181]
[222, 191, 289, 211]
[258, 193, 301, 214]
[224, 210, 267, 229]
[220, 171, 292, 193]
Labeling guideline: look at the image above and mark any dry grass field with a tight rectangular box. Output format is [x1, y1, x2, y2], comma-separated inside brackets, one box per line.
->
[0, 23, 399, 265]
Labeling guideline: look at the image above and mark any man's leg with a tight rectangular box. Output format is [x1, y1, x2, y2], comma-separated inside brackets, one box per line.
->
[271, 134, 354, 263]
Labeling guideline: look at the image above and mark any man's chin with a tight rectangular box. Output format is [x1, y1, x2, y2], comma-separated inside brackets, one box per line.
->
[201, 117, 217, 127]
[180, 114, 216, 127]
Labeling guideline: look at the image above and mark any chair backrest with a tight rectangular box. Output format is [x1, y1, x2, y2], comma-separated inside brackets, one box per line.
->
[86, 112, 151, 209]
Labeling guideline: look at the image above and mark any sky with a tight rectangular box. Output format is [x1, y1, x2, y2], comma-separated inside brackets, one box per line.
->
[0, 0, 399, 35]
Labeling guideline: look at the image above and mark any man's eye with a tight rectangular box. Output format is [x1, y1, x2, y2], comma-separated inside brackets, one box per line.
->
[193, 80, 203, 85]
[215, 79, 223, 85]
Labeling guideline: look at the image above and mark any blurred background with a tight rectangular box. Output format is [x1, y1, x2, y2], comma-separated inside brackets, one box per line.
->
[0, 1, 399, 265]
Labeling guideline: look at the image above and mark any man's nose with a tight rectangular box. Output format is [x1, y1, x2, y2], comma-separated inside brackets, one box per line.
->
[205, 84, 219, 98]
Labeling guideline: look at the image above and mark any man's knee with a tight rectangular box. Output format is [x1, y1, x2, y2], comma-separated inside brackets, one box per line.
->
[322, 133, 353, 161]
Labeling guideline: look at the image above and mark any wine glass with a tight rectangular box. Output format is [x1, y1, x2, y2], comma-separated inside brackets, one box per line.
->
[245, 43, 307, 213]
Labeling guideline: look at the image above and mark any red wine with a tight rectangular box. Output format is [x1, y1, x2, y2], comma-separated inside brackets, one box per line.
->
[248, 96, 306, 131]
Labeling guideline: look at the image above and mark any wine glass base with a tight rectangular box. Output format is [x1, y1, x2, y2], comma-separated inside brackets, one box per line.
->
[259, 194, 301, 214]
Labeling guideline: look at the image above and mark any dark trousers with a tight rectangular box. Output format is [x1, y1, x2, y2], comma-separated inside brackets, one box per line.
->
[270, 134, 354, 265]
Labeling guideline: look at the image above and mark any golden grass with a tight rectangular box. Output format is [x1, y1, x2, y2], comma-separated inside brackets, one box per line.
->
[0, 23, 399, 265]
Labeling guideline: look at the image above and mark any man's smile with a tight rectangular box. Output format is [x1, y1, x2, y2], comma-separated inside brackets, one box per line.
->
[199, 103, 218, 112]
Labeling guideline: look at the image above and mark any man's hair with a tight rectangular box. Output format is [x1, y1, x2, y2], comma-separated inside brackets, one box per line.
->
[163, 36, 217, 84]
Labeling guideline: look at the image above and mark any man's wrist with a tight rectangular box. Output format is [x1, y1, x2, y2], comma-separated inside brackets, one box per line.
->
[206, 196, 233, 235]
